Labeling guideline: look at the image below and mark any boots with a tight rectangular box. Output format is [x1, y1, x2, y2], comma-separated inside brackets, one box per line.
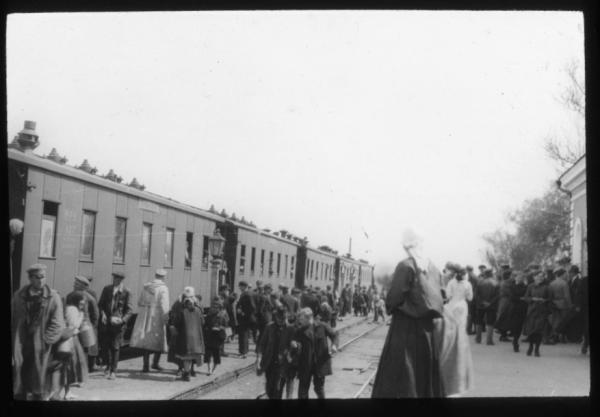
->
[151, 353, 163, 371]
[527, 343, 533, 356]
[534, 344, 541, 357]
[142, 354, 150, 373]
[486, 326, 495, 345]
[513, 339, 519, 353]
[475, 325, 482, 344]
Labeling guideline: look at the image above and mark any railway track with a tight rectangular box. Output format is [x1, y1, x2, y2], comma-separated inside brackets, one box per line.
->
[180, 319, 387, 400]
[255, 322, 383, 399]
[171, 317, 383, 400]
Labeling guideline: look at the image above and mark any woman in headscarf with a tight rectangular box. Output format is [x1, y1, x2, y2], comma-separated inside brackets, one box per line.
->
[59, 291, 89, 400]
[371, 229, 446, 398]
[169, 287, 205, 381]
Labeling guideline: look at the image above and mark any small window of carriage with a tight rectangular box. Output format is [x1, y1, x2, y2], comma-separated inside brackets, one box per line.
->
[239, 244, 246, 274]
[113, 217, 127, 264]
[40, 200, 59, 258]
[80, 210, 97, 261]
[185, 232, 193, 269]
[202, 235, 210, 269]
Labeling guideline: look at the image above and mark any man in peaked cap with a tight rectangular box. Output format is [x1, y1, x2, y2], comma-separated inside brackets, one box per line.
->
[98, 272, 133, 380]
[474, 268, 500, 345]
[12, 263, 65, 400]
[237, 280, 257, 358]
[67, 275, 100, 371]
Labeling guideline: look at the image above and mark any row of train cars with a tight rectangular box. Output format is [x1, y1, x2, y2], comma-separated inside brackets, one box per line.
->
[8, 122, 375, 320]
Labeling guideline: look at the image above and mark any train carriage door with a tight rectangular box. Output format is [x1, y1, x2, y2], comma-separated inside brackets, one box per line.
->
[9, 161, 28, 293]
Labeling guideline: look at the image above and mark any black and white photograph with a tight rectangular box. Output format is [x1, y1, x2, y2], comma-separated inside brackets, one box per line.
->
[7, 9, 589, 402]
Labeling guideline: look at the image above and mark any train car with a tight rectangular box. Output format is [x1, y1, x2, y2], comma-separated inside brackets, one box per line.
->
[8, 121, 377, 312]
[219, 222, 300, 291]
[295, 243, 338, 290]
[8, 137, 226, 307]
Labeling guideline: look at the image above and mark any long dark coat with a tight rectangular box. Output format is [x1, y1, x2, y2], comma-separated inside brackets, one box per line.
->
[167, 299, 184, 364]
[170, 304, 205, 358]
[97, 284, 133, 349]
[204, 307, 229, 350]
[495, 278, 515, 332]
[237, 289, 257, 328]
[12, 285, 66, 398]
[292, 321, 338, 381]
[257, 322, 297, 375]
[371, 258, 445, 398]
[506, 281, 528, 335]
[522, 283, 551, 336]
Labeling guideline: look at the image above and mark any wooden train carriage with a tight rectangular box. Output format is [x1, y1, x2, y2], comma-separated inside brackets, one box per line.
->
[220, 222, 299, 291]
[8, 147, 225, 307]
[295, 245, 338, 290]
[336, 256, 364, 291]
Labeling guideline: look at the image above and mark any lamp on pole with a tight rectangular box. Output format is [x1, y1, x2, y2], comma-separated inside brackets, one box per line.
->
[208, 228, 226, 299]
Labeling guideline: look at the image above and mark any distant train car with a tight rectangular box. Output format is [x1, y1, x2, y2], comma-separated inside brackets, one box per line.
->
[8, 145, 225, 305]
[219, 222, 299, 291]
[295, 244, 338, 290]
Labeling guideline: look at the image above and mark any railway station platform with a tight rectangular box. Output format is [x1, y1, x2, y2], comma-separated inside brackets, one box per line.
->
[68, 314, 372, 401]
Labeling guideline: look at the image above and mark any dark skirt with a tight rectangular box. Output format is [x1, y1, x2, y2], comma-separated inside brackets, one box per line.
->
[522, 304, 549, 336]
[371, 311, 445, 398]
[494, 298, 512, 332]
[65, 336, 88, 385]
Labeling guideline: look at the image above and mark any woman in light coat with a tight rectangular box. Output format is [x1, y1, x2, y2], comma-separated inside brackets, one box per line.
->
[130, 269, 170, 372]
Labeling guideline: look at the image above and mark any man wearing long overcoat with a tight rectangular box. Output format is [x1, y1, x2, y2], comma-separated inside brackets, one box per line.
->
[130, 269, 170, 372]
[12, 264, 66, 400]
[237, 281, 257, 358]
[548, 268, 572, 343]
[98, 272, 133, 379]
[293, 308, 339, 399]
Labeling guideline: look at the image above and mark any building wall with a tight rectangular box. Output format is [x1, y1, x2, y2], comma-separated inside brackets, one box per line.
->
[20, 165, 217, 307]
[571, 192, 587, 275]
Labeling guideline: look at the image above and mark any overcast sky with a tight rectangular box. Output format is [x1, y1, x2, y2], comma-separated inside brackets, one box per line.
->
[7, 11, 585, 275]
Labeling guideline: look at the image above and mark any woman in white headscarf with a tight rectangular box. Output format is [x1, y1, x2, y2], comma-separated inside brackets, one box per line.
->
[371, 229, 446, 398]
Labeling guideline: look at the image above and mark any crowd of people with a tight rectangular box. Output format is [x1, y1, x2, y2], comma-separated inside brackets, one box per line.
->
[459, 258, 589, 358]
[12, 243, 588, 401]
[371, 229, 589, 398]
[11, 261, 384, 401]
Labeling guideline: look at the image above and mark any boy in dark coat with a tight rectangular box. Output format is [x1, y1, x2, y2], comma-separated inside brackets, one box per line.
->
[256, 304, 298, 399]
[292, 307, 339, 399]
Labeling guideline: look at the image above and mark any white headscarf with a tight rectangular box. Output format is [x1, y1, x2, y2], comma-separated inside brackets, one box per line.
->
[402, 228, 427, 271]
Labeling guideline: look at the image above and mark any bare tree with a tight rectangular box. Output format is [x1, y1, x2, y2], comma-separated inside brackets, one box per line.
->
[544, 59, 585, 169]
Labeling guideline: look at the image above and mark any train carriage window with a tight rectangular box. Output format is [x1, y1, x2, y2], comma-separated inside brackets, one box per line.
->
[277, 253, 281, 276]
[284, 254, 288, 277]
[80, 210, 97, 261]
[260, 249, 265, 276]
[141, 223, 152, 265]
[315, 262, 319, 280]
[113, 217, 127, 263]
[164, 228, 175, 268]
[185, 232, 193, 268]
[251, 247, 256, 274]
[240, 245, 246, 274]
[269, 251, 274, 276]
[202, 235, 209, 268]
[290, 256, 295, 279]
[310, 260, 314, 279]
[40, 201, 59, 258]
